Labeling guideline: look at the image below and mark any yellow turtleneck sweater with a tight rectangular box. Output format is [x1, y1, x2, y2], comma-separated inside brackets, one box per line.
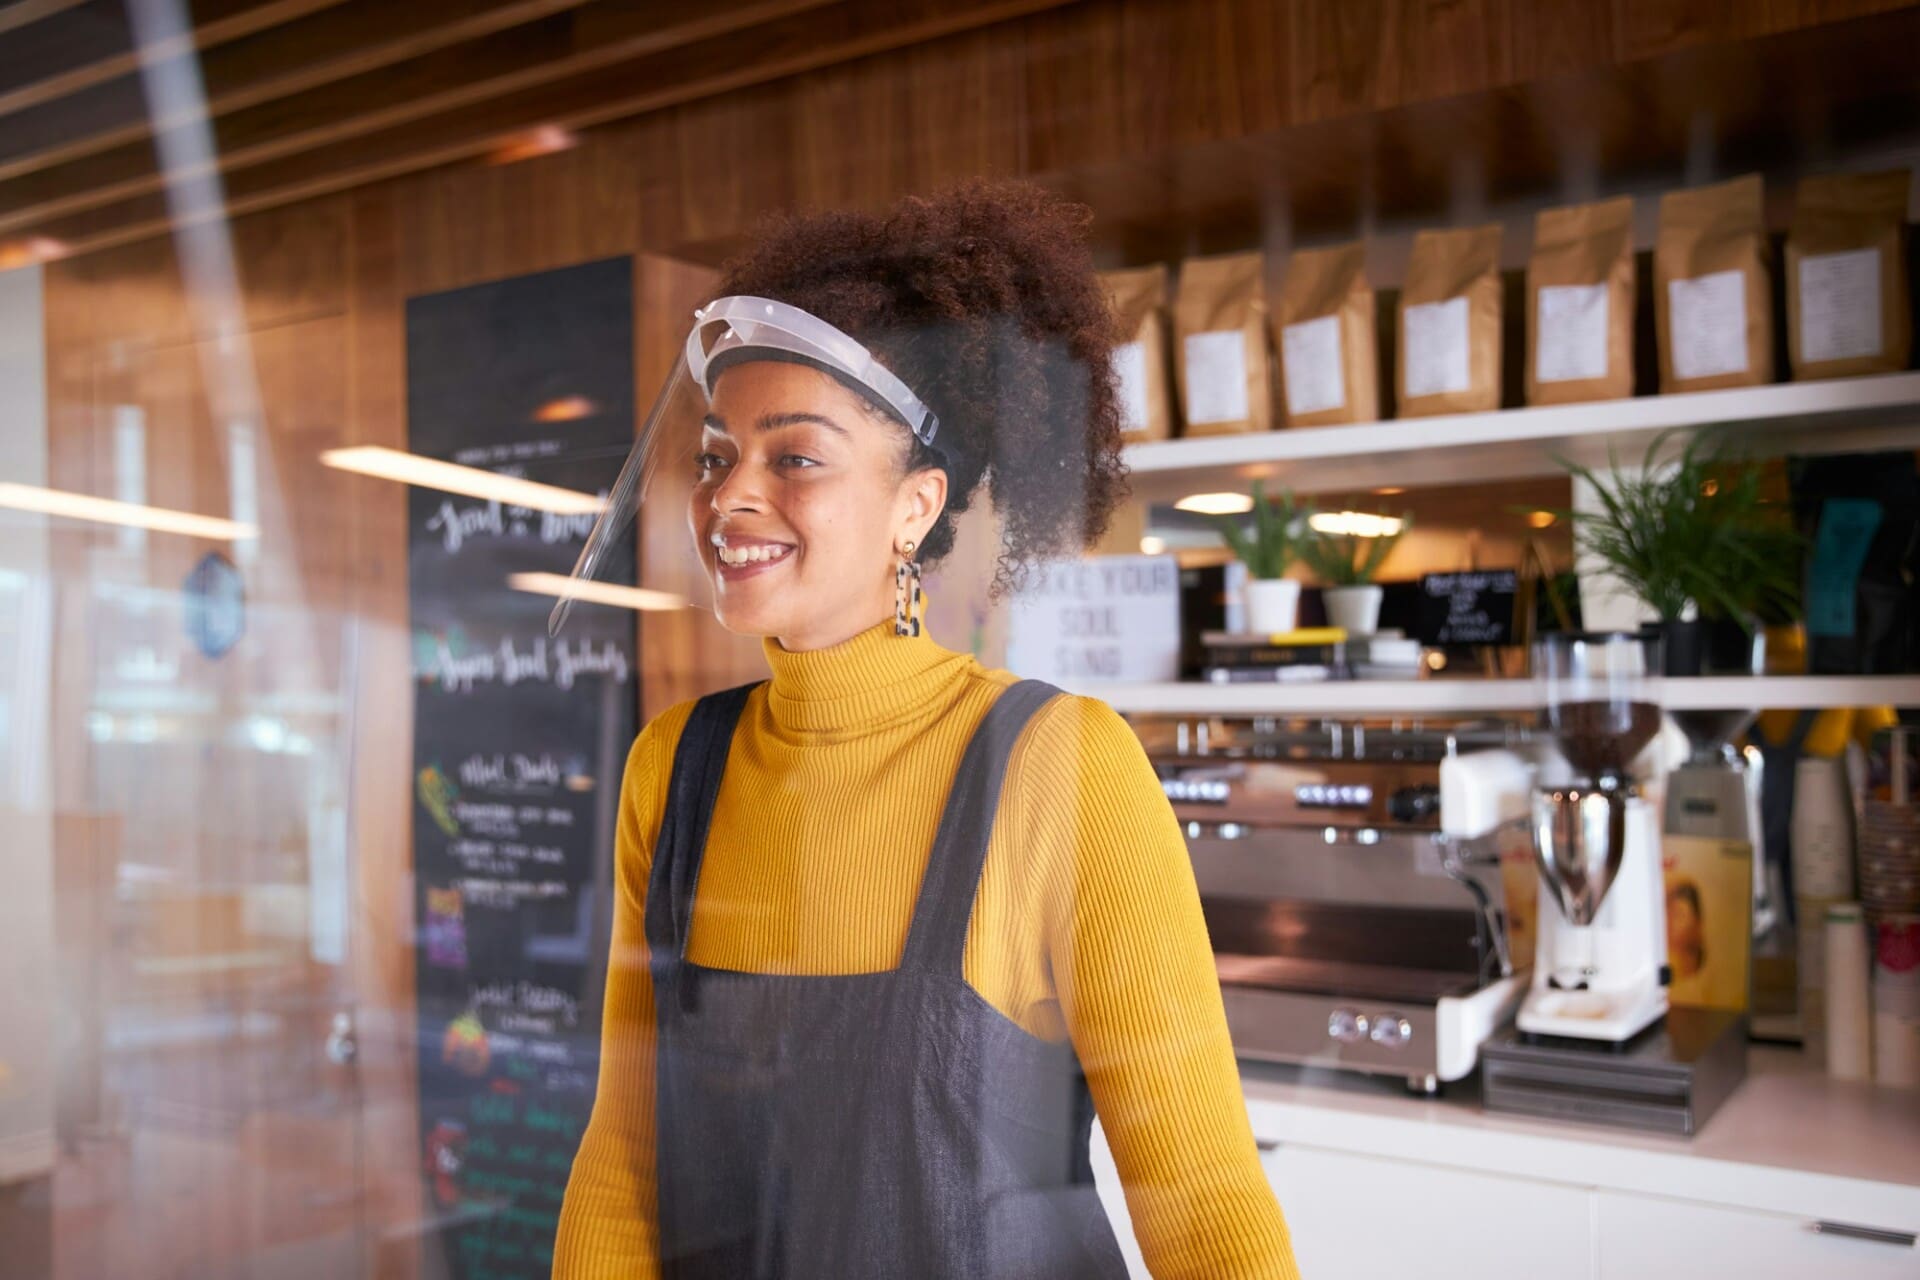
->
[552, 619, 1299, 1279]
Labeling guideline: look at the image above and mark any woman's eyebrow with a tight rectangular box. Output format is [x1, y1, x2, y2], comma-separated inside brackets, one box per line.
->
[701, 411, 850, 439]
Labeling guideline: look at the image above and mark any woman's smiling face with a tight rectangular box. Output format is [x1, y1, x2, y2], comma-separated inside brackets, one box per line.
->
[688, 358, 945, 651]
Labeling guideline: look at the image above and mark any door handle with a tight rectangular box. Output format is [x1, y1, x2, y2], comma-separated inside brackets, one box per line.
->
[1813, 1220, 1916, 1248]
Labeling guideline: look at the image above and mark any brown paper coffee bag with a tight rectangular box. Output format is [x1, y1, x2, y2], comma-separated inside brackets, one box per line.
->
[1526, 196, 1636, 405]
[1399, 224, 1503, 416]
[1787, 169, 1912, 381]
[1101, 264, 1175, 442]
[1655, 174, 1774, 392]
[1172, 251, 1274, 436]
[1275, 241, 1378, 427]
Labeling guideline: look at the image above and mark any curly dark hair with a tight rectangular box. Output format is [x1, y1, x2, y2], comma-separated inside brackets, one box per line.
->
[711, 178, 1130, 595]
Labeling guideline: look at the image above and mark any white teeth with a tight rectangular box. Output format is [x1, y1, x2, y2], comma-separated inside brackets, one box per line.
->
[714, 540, 791, 567]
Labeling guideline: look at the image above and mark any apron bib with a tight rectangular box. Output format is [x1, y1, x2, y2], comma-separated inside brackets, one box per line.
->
[644, 678, 1130, 1279]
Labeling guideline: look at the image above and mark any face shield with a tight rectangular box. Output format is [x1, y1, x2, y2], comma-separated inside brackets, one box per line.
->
[547, 295, 941, 636]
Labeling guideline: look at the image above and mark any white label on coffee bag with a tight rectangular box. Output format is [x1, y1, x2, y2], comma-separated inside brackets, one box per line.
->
[1111, 341, 1150, 432]
[1668, 269, 1749, 380]
[1536, 283, 1609, 384]
[1282, 314, 1345, 417]
[1403, 296, 1471, 398]
[1183, 330, 1250, 425]
[1799, 247, 1883, 364]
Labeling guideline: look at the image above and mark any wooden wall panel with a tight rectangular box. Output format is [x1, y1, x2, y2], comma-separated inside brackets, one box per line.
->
[341, 183, 422, 1279]
[901, 24, 1029, 192]
[1290, 0, 1399, 123]
[1395, 0, 1513, 103]
[1610, 0, 1770, 59]
[1507, 0, 1616, 81]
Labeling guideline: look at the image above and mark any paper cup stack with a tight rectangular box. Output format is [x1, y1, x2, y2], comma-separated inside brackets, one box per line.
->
[1861, 735, 1920, 1088]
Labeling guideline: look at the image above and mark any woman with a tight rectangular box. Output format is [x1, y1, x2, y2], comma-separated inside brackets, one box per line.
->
[553, 179, 1299, 1279]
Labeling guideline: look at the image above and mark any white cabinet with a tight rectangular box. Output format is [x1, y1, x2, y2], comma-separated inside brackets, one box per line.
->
[1595, 1190, 1919, 1280]
[1092, 1105, 1918, 1280]
[1260, 1143, 1594, 1280]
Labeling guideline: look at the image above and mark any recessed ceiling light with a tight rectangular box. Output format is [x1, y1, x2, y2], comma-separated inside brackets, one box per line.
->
[487, 125, 579, 165]
[1174, 492, 1255, 515]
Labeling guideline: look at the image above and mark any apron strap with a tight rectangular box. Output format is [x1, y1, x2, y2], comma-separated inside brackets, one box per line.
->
[899, 679, 1064, 977]
[644, 680, 761, 962]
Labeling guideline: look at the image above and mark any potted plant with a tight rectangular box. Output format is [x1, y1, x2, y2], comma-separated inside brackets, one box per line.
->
[1301, 509, 1410, 635]
[1210, 481, 1314, 634]
[1560, 432, 1802, 676]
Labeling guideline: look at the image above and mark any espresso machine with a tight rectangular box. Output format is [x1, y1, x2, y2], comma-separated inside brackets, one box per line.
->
[1142, 716, 1530, 1094]
[1517, 632, 1670, 1043]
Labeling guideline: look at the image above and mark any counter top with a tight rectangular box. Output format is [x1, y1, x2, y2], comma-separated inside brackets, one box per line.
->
[1236, 1047, 1920, 1225]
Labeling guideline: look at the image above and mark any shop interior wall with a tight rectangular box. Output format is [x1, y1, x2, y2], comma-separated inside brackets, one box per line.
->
[33, 1, 1920, 1271]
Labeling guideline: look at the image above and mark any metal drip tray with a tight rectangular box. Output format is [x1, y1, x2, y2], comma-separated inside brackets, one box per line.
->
[1214, 953, 1483, 1004]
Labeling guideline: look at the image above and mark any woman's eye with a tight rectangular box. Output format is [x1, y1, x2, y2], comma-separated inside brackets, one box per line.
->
[780, 454, 819, 469]
[695, 452, 728, 472]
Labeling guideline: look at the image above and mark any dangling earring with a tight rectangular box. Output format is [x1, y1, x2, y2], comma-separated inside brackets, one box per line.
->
[894, 539, 923, 637]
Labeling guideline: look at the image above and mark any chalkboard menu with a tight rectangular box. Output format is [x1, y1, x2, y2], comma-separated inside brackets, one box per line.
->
[1416, 569, 1519, 645]
[407, 258, 637, 1279]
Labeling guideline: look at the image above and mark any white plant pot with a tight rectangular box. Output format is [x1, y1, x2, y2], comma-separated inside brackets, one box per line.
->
[1244, 578, 1301, 635]
[1323, 584, 1384, 635]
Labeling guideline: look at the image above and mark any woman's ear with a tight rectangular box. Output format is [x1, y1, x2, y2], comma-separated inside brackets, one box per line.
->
[900, 465, 948, 549]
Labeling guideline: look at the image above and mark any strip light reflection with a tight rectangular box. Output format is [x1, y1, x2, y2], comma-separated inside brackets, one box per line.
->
[0, 482, 255, 540]
[320, 446, 605, 515]
[508, 572, 685, 612]
[1308, 511, 1406, 538]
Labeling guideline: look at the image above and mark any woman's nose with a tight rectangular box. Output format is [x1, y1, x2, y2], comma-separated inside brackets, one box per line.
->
[709, 459, 766, 513]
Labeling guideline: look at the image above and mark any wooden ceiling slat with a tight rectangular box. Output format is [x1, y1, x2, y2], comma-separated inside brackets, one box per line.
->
[0, 0, 594, 181]
[0, 0, 92, 39]
[30, 0, 1075, 256]
[0, 0, 839, 227]
[0, 0, 348, 116]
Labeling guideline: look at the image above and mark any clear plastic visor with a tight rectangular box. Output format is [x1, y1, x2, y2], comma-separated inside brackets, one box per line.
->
[548, 296, 937, 636]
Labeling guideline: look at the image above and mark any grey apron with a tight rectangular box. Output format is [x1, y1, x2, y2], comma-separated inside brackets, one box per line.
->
[645, 678, 1131, 1280]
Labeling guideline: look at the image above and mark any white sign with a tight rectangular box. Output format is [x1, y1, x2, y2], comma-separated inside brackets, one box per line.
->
[1007, 555, 1182, 683]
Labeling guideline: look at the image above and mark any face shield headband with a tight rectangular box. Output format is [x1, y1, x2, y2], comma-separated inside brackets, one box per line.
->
[547, 294, 942, 636]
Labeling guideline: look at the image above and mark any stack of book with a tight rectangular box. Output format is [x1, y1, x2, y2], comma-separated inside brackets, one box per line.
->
[1199, 628, 1425, 683]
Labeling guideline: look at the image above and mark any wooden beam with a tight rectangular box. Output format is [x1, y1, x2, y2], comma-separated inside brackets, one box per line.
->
[0, 0, 835, 223]
[0, 0, 349, 117]
[0, 0, 92, 39]
[0, 0, 594, 181]
[16, 0, 1075, 255]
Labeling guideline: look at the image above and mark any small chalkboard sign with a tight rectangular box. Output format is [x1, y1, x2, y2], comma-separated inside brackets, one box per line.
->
[1416, 570, 1518, 645]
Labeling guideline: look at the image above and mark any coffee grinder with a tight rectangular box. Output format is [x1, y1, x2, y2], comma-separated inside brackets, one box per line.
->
[1485, 633, 1749, 1134]
[1518, 632, 1670, 1042]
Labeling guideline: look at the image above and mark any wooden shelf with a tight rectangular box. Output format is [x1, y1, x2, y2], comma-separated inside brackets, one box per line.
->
[1122, 373, 1920, 501]
[1071, 675, 1920, 717]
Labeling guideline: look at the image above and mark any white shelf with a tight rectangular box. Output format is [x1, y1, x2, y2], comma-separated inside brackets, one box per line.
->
[1122, 372, 1920, 499]
[1070, 675, 1920, 717]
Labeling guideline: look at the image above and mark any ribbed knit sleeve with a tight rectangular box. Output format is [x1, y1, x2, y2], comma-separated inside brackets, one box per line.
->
[551, 701, 694, 1279]
[1013, 694, 1301, 1280]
